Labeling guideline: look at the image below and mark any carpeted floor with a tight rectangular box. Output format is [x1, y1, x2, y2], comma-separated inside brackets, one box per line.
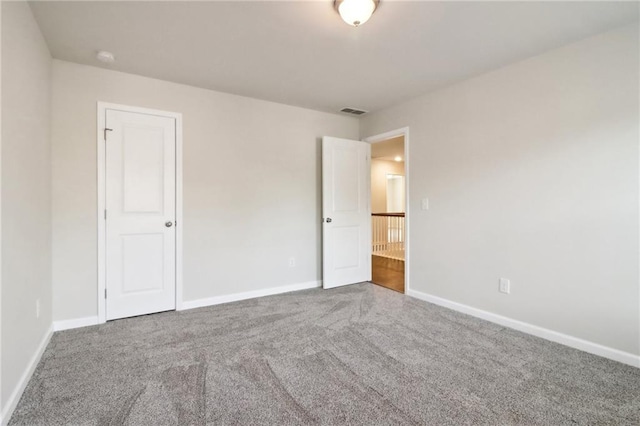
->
[9, 283, 640, 425]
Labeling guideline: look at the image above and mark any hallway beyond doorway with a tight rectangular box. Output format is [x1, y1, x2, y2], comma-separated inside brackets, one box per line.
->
[369, 133, 406, 294]
[371, 255, 404, 293]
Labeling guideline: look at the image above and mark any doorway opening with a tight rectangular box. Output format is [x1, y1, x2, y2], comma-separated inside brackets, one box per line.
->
[369, 135, 406, 293]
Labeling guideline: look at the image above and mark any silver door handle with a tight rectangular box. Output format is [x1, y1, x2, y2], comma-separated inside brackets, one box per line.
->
[326, 218, 332, 223]
[165, 221, 173, 227]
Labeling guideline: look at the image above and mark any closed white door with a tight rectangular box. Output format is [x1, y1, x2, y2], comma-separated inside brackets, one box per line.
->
[322, 136, 371, 289]
[105, 109, 176, 320]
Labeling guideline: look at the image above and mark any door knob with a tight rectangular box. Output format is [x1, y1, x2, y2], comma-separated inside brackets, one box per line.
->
[165, 221, 173, 227]
[326, 218, 332, 223]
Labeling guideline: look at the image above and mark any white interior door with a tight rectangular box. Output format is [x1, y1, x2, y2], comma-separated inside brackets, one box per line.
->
[105, 109, 176, 320]
[322, 136, 371, 289]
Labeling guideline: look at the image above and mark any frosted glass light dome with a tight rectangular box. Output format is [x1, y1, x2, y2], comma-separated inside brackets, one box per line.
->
[335, 0, 378, 27]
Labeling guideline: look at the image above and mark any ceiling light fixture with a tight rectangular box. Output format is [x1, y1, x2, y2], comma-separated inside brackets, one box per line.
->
[394, 156, 402, 162]
[96, 50, 115, 64]
[334, 0, 379, 27]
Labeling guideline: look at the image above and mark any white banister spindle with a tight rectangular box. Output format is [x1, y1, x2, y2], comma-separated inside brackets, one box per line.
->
[371, 213, 405, 261]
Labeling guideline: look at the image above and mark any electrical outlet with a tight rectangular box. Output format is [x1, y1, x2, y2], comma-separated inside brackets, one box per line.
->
[36, 299, 41, 319]
[499, 278, 510, 294]
[421, 198, 429, 210]
[289, 257, 296, 268]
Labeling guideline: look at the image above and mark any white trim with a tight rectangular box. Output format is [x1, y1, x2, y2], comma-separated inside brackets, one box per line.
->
[97, 105, 106, 323]
[1, 326, 53, 426]
[182, 280, 322, 310]
[175, 117, 184, 311]
[363, 127, 411, 294]
[53, 316, 99, 332]
[96, 102, 184, 323]
[49, 281, 321, 332]
[0, 0, 3, 415]
[407, 289, 640, 368]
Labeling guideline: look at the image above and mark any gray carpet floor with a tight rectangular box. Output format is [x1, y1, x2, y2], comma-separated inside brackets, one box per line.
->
[9, 283, 640, 425]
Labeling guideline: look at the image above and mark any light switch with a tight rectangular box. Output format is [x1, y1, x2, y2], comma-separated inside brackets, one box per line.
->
[421, 198, 429, 210]
[499, 278, 510, 294]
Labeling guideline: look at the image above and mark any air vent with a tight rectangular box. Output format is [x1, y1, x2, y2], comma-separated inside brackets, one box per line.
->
[340, 107, 368, 116]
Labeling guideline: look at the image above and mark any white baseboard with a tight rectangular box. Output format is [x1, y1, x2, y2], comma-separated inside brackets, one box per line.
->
[181, 280, 322, 310]
[50, 282, 323, 331]
[1, 325, 53, 426]
[406, 289, 640, 368]
[53, 316, 99, 332]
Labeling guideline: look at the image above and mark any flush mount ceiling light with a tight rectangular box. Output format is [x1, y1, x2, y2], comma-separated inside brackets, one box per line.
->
[334, 0, 379, 27]
[394, 156, 402, 162]
[96, 50, 115, 64]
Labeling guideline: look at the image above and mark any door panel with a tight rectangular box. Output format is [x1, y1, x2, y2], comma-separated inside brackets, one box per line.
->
[333, 147, 360, 212]
[322, 136, 371, 289]
[121, 233, 165, 293]
[122, 126, 165, 212]
[105, 109, 176, 320]
[333, 226, 360, 269]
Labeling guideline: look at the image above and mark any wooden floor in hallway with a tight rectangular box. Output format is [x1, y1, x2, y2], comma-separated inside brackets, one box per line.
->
[371, 255, 404, 293]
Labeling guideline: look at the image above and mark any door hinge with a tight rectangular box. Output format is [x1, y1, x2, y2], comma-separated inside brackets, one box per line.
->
[103, 128, 113, 141]
[104, 209, 107, 220]
[104, 289, 107, 299]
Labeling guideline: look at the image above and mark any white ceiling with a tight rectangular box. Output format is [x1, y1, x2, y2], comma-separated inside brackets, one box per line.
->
[29, 1, 639, 114]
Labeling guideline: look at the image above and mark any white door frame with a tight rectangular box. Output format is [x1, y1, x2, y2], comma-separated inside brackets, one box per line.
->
[363, 127, 410, 293]
[96, 102, 183, 324]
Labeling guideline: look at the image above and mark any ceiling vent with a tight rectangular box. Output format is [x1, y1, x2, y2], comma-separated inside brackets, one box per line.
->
[340, 107, 368, 116]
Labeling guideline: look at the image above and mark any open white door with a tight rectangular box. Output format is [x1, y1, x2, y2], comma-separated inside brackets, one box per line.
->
[322, 136, 371, 289]
[105, 108, 176, 320]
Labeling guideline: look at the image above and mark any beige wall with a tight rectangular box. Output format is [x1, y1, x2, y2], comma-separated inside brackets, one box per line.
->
[371, 159, 404, 213]
[51, 60, 359, 321]
[1, 1, 52, 411]
[361, 25, 640, 356]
